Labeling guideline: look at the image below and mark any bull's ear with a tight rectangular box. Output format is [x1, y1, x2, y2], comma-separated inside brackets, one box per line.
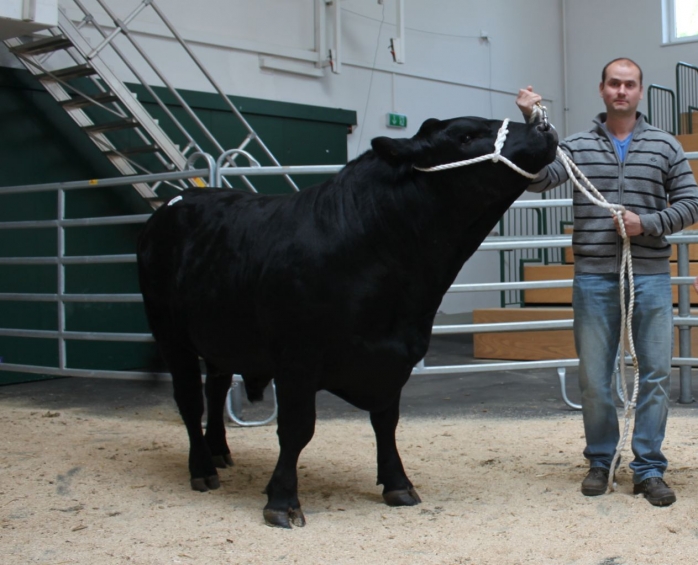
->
[371, 136, 419, 164]
[416, 118, 441, 137]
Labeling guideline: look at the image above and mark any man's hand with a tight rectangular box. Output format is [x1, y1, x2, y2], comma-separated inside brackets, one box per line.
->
[613, 210, 643, 237]
[516, 86, 542, 119]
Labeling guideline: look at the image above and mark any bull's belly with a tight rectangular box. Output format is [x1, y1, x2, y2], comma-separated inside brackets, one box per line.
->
[192, 331, 417, 407]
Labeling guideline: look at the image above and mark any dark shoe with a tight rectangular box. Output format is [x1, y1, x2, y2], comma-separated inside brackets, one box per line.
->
[581, 467, 609, 496]
[633, 477, 676, 507]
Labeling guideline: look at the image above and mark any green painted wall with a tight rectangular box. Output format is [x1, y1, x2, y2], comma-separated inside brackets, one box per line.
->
[0, 66, 356, 386]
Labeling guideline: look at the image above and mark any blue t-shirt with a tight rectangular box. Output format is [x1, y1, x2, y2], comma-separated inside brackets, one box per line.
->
[612, 134, 633, 162]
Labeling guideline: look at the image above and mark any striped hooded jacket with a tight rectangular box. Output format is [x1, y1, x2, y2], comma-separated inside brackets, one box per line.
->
[528, 112, 698, 275]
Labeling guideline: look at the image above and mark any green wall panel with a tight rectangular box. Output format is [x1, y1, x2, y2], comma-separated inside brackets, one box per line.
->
[0, 65, 356, 386]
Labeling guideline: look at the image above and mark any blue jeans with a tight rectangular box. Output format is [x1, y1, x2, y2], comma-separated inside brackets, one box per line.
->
[573, 273, 672, 483]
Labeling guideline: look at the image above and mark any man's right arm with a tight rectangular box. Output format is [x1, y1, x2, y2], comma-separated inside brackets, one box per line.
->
[515, 86, 569, 193]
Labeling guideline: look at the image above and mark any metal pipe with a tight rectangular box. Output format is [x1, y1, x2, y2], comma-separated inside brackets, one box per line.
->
[147, 0, 299, 191]
[57, 189, 66, 371]
[0, 328, 154, 342]
[433, 319, 573, 334]
[0, 215, 150, 230]
[677, 242, 695, 403]
[0, 362, 170, 381]
[0, 293, 143, 302]
[0, 168, 211, 195]
[86, 0, 151, 59]
[185, 152, 217, 187]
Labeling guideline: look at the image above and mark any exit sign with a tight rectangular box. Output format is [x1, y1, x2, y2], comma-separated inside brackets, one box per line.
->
[387, 113, 408, 128]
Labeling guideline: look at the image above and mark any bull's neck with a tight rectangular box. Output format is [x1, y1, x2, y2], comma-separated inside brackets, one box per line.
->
[335, 158, 519, 296]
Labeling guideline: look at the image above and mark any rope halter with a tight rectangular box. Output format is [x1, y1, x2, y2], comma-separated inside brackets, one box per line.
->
[413, 118, 539, 179]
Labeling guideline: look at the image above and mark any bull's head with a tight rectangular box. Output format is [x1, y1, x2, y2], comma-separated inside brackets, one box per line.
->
[371, 114, 558, 181]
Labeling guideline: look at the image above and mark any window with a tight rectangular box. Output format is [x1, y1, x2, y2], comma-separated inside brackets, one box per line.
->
[663, 0, 698, 44]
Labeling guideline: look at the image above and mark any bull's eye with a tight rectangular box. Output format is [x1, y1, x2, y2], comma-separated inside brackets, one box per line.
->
[460, 135, 472, 145]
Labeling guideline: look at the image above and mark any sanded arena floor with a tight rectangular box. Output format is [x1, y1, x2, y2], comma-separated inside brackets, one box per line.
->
[2, 336, 698, 565]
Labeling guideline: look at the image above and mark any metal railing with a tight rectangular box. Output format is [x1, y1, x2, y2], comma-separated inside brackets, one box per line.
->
[499, 190, 573, 307]
[677, 62, 698, 134]
[2, 155, 698, 415]
[647, 84, 677, 135]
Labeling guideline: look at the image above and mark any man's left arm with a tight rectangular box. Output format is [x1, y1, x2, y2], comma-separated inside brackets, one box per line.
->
[636, 146, 698, 237]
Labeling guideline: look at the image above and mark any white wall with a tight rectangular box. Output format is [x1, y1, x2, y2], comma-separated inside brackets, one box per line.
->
[44, 0, 565, 316]
[60, 0, 565, 157]
[564, 0, 698, 135]
[3, 0, 690, 317]
[0, 0, 58, 39]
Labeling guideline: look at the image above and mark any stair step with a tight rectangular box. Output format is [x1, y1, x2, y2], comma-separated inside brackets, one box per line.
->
[522, 263, 698, 305]
[11, 36, 73, 56]
[473, 307, 574, 360]
[61, 92, 120, 110]
[37, 63, 97, 82]
[83, 118, 139, 134]
[677, 133, 698, 152]
[104, 145, 160, 158]
[522, 264, 573, 304]
[473, 307, 698, 361]
[679, 111, 698, 134]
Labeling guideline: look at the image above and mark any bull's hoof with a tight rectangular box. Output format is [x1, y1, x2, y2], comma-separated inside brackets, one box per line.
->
[212, 454, 234, 468]
[383, 487, 422, 507]
[263, 506, 306, 529]
[190, 475, 220, 492]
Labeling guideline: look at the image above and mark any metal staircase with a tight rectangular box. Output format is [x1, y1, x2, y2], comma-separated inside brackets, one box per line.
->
[3, 0, 299, 203]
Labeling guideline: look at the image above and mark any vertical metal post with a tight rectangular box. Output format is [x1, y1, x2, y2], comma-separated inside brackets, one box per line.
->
[314, 0, 327, 67]
[57, 189, 67, 371]
[677, 242, 694, 403]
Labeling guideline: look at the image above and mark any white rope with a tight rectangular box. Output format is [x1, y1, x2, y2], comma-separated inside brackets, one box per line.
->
[531, 104, 640, 494]
[413, 119, 539, 179]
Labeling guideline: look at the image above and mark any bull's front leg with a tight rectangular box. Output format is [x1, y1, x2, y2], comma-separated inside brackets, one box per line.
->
[370, 391, 421, 506]
[263, 377, 316, 528]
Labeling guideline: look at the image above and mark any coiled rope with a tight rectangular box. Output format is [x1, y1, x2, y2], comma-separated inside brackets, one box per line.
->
[530, 104, 639, 493]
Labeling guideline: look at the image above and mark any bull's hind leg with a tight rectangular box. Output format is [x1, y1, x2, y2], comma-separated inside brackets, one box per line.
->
[160, 345, 220, 492]
[204, 363, 234, 469]
[370, 391, 421, 506]
[263, 378, 316, 529]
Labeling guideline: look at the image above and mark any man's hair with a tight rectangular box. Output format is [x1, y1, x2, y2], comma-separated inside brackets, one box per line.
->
[601, 57, 643, 85]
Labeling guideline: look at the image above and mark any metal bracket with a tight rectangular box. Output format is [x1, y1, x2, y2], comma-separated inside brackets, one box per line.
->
[225, 374, 278, 427]
[556, 367, 582, 410]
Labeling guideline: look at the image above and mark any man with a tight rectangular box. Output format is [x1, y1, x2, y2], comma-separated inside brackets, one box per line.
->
[516, 58, 698, 506]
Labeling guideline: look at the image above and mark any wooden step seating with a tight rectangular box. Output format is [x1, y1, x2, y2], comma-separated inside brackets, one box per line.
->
[473, 307, 698, 360]
[522, 262, 698, 305]
[473, 222, 698, 360]
[677, 132, 698, 180]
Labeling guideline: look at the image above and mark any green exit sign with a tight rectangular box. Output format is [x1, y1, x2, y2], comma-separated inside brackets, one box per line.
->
[387, 113, 408, 128]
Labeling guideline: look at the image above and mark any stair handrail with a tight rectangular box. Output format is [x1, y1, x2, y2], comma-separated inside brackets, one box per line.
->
[676, 61, 698, 134]
[146, 0, 300, 193]
[13, 24, 192, 191]
[647, 84, 677, 135]
[67, 0, 238, 189]
[73, 0, 299, 193]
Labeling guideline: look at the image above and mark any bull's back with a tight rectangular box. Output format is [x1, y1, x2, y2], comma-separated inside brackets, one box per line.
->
[137, 189, 281, 366]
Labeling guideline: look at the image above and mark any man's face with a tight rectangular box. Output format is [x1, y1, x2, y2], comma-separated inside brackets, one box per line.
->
[599, 62, 643, 117]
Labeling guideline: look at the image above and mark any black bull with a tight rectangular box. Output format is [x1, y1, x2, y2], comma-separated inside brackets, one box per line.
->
[137, 115, 558, 528]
